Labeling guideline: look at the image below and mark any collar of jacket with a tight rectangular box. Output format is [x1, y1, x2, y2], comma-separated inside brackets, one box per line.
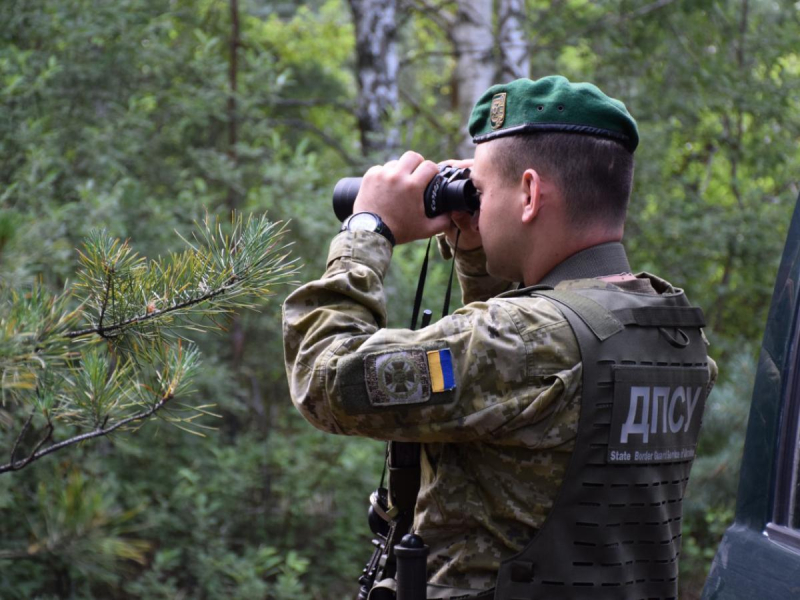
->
[536, 242, 631, 288]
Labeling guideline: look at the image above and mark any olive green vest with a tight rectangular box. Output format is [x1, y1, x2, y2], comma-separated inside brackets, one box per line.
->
[494, 248, 710, 599]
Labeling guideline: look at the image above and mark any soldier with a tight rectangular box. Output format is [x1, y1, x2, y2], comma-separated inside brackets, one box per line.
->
[283, 76, 718, 599]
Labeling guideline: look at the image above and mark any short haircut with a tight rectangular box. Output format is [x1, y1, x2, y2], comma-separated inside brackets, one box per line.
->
[493, 133, 635, 230]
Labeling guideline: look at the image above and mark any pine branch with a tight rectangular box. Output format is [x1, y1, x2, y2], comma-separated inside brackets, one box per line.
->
[1, 211, 297, 474]
[98, 265, 114, 330]
[66, 277, 235, 340]
[9, 408, 35, 464]
[70, 212, 299, 340]
[0, 392, 173, 474]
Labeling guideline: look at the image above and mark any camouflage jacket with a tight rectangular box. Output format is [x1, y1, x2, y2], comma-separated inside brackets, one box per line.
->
[282, 231, 717, 592]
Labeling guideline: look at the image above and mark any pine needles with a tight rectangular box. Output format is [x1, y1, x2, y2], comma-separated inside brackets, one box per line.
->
[0, 212, 298, 474]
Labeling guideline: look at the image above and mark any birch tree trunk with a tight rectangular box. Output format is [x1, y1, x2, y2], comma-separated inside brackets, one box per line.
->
[451, 0, 495, 157]
[348, 0, 400, 157]
[497, 0, 529, 80]
[451, 0, 529, 156]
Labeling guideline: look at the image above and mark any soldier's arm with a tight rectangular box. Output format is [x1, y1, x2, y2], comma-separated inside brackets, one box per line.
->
[436, 234, 515, 304]
[283, 231, 578, 444]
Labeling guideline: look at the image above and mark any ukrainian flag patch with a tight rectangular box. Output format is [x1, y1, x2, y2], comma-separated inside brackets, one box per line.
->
[426, 348, 456, 393]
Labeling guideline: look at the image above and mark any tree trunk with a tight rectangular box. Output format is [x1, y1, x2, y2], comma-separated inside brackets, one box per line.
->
[451, 0, 495, 157]
[227, 0, 240, 211]
[348, 0, 400, 158]
[450, 0, 528, 156]
[227, 0, 246, 394]
[496, 0, 529, 80]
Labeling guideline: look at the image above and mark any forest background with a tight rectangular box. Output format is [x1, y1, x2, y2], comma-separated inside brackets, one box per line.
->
[1, 0, 798, 598]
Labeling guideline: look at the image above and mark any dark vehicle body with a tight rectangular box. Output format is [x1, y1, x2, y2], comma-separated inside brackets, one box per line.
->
[702, 194, 800, 599]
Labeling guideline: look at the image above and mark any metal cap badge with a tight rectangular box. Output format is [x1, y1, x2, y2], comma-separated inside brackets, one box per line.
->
[489, 93, 507, 130]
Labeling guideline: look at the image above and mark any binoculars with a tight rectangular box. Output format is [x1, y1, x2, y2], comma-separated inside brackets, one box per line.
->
[332, 165, 480, 222]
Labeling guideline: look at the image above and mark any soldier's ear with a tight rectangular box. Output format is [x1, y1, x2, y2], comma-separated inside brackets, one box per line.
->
[521, 169, 541, 224]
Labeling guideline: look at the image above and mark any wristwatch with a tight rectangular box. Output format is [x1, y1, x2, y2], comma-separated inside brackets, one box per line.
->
[340, 212, 396, 247]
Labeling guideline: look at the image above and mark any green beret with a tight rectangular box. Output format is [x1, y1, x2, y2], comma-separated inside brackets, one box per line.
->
[468, 76, 639, 152]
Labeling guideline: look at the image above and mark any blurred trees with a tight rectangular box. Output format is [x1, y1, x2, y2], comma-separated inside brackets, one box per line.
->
[1, 1, 376, 597]
[0, 0, 798, 597]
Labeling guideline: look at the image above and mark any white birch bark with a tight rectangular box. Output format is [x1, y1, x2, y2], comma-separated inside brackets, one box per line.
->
[449, 0, 529, 156]
[451, 0, 495, 157]
[348, 0, 400, 157]
[497, 0, 529, 80]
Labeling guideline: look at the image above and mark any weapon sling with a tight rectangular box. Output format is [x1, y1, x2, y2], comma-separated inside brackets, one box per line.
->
[361, 233, 462, 598]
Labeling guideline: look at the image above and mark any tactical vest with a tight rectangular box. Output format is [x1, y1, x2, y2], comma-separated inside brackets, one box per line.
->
[494, 283, 710, 600]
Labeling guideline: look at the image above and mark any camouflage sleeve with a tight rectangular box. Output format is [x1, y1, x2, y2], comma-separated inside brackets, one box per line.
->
[435, 233, 515, 304]
[283, 231, 580, 445]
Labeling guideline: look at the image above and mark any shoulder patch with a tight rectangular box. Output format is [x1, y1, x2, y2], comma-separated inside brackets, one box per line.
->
[365, 350, 431, 407]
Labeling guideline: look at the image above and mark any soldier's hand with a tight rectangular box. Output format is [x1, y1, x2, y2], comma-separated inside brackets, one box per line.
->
[446, 211, 482, 252]
[353, 151, 451, 245]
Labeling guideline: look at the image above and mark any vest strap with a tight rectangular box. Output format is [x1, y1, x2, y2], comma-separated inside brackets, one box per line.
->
[533, 290, 624, 341]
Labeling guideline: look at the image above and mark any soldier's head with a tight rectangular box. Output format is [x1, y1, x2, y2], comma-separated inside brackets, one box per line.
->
[467, 76, 638, 284]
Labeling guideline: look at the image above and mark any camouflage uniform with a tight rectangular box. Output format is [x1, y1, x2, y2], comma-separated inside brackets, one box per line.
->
[282, 230, 717, 592]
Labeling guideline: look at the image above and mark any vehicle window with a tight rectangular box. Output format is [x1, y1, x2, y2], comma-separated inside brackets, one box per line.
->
[764, 317, 800, 548]
[793, 443, 800, 529]
[791, 404, 800, 529]
[775, 315, 800, 532]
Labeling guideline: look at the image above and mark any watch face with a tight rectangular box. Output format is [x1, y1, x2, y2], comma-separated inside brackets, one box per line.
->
[348, 212, 380, 231]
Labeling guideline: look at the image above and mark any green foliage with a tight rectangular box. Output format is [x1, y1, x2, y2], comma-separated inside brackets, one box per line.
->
[0, 284, 80, 396]
[0, 467, 150, 598]
[0, 0, 797, 596]
[0, 211, 295, 476]
[1, 0, 367, 595]
[74, 214, 296, 338]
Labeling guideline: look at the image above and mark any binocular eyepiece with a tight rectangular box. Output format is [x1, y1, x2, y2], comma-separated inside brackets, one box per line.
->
[332, 165, 480, 222]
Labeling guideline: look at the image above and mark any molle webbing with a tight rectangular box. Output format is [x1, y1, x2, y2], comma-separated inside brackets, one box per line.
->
[494, 287, 710, 600]
[531, 291, 707, 340]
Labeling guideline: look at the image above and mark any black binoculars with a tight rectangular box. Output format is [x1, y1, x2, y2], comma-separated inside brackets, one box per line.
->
[332, 165, 480, 222]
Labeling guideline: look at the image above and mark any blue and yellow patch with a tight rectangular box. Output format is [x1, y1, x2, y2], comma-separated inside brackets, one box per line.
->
[426, 348, 456, 393]
[337, 346, 457, 415]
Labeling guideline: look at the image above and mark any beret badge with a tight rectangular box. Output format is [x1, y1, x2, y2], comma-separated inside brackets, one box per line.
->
[489, 93, 506, 130]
